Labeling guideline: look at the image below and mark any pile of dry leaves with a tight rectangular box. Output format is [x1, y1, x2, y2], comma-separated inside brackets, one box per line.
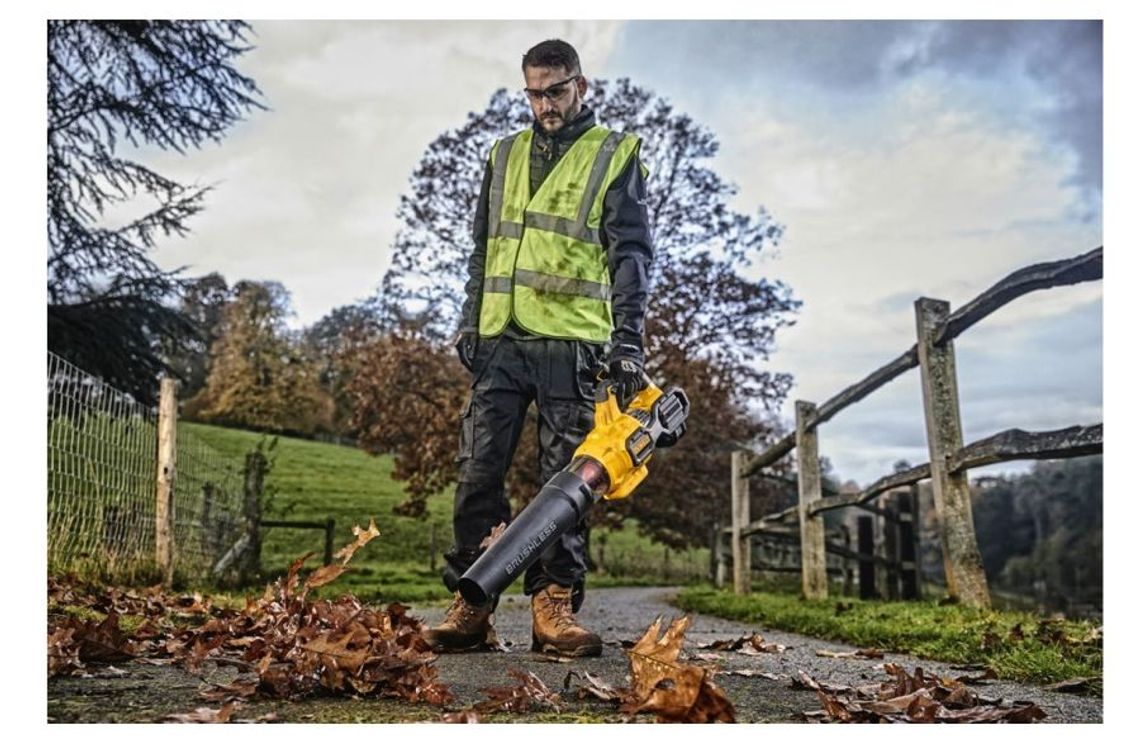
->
[48, 520, 452, 720]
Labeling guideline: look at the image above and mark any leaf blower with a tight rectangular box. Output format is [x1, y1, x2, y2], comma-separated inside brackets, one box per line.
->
[457, 374, 690, 606]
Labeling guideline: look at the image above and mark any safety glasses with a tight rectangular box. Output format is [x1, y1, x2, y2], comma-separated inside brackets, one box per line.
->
[523, 75, 580, 102]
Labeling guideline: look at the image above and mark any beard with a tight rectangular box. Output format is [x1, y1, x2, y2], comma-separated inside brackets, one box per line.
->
[540, 112, 563, 130]
[537, 97, 581, 131]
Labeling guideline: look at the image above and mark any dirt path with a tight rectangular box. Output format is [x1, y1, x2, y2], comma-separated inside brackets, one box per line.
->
[47, 586, 1102, 723]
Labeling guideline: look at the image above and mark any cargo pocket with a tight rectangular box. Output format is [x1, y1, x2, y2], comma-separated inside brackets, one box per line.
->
[574, 342, 605, 400]
[566, 401, 595, 443]
[455, 392, 475, 464]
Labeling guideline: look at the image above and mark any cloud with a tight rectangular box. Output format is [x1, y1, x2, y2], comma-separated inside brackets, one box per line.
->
[616, 20, 1100, 209]
[144, 20, 625, 326]
[902, 21, 1102, 206]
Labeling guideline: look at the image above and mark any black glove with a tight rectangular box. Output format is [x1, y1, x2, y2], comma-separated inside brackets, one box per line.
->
[455, 331, 478, 372]
[607, 344, 648, 409]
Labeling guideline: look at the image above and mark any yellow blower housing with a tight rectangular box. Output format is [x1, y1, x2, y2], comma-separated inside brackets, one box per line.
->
[457, 377, 689, 606]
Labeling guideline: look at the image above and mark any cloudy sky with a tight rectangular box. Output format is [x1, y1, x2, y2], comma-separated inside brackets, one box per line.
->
[133, 18, 1102, 487]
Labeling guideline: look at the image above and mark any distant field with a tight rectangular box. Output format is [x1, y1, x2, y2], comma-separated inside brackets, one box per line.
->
[179, 422, 708, 604]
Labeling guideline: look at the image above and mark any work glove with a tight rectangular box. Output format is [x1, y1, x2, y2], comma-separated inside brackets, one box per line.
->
[455, 330, 478, 373]
[607, 343, 648, 410]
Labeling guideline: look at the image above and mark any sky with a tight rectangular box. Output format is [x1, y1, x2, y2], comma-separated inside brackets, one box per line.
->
[129, 18, 1103, 487]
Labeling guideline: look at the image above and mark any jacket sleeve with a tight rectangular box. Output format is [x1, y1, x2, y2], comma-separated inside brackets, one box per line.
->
[458, 157, 494, 338]
[601, 145, 654, 358]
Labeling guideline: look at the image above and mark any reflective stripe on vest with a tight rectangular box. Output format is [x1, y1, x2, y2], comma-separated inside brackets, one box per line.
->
[479, 125, 642, 341]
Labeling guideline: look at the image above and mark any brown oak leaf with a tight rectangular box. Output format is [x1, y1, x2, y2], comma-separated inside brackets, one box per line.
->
[625, 615, 735, 722]
[331, 518, 381, 565]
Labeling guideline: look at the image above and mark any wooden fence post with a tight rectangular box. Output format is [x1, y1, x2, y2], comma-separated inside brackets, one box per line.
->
[795, 401, 827, 599]
[324, 518, 335, 566]
[898, 487, 919, 599]
[201, 482, 217, 564]
[240, 451, 267, 582]
[713, 523, 727, 588]
[858, 515, 876, 599]
[841, 524, 854, 596]
[155, 377, 178, 588]
[730, 451, 751, 595]
[883, 496, 900, 601]
[915, 297, 991, 608]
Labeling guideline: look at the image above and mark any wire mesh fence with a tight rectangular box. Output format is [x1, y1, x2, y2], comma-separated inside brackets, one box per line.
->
[47, 351, 245, 582]
[169, 425, 245, 578]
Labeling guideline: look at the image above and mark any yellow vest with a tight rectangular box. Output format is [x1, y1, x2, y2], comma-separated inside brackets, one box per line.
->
[479, 125, 643, 342]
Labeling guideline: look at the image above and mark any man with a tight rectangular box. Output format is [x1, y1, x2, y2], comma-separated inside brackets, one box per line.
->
[423, 39, 654, 657]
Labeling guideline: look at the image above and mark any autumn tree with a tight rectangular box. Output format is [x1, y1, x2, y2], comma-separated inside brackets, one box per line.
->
[164, 272, 233, 400]
[188, 281, 331, 435]
[357, 79, 800, 547]
[302, 301, 387, 437]
[47, 21, 262, 403]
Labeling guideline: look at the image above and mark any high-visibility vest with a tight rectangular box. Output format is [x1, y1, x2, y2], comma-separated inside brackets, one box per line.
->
[479, 125, 643, 342]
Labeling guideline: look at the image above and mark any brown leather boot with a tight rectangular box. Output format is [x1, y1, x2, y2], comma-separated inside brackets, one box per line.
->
[530, 584, 602, 657]
[422, 592, 494, 652]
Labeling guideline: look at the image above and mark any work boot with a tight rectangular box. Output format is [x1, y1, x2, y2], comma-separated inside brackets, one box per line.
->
[422, 592, 494, 652]
[530, 584, 602, 657]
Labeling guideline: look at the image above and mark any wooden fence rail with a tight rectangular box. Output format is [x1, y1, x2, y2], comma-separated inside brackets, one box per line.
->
[725, 246, 1103, 608]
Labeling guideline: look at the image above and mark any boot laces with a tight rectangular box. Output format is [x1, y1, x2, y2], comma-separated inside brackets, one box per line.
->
[545, 590, 578, 630]
[445, 593, 484, 627]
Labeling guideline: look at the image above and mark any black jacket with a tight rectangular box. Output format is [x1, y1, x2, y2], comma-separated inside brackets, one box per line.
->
[458, 105, 654, 357]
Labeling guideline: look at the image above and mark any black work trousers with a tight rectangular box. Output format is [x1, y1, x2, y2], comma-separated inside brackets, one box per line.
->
[443, 335, 603, 611]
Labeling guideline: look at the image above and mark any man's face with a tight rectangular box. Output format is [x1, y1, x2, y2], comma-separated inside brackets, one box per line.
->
[523, 65, 587, 134]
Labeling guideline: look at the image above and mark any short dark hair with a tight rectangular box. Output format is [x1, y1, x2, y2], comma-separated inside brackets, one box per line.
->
[522, 39, 581, 75]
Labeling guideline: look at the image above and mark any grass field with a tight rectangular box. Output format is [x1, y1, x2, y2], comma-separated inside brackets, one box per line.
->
[178, 422, 708, 604]
[676, 582, 1103, 688]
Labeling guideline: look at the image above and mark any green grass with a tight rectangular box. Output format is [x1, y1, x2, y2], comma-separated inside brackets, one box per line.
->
[171, 422, 706, 604]
[675, 584, 1102, 689]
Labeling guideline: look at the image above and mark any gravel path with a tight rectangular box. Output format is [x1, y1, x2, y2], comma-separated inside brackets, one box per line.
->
[412, 586, 1103, 723]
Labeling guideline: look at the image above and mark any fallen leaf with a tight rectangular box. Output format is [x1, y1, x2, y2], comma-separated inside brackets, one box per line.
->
[740, 634, 787, 654]
[1044, 677, 1092, 693]
[697, 633, 786, 654]
[200, 676, 261, 703]
[955, 668, 998, 685]
[474, 669, 563, 714]
[723, 669, 785, 680]
[163, 703, 237, 723]
[564, 669, 627, 702]
[694, 652, 726, 663]
[625, 615, 735, 722]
